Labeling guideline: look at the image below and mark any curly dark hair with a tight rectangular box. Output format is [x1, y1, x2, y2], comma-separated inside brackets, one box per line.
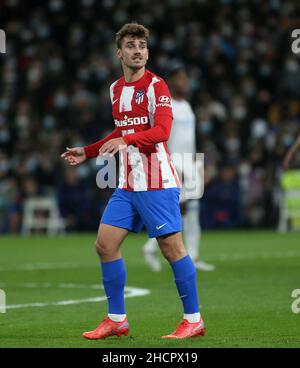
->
[115, 22, 149, 48]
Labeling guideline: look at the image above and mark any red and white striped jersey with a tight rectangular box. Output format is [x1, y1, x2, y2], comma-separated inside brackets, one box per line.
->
[85, 69, 180, 191]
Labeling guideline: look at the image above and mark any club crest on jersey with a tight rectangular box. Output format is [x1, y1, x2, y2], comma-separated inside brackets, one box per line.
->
[135, 90, 145, 104]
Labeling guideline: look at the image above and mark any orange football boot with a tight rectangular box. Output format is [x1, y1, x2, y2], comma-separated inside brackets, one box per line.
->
[82, 317, 129, 340]
[161, 318, 206, 339]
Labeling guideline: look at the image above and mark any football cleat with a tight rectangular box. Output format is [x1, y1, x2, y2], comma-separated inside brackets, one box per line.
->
[82, 317, 129, 340]
[161, 318, 206, 339]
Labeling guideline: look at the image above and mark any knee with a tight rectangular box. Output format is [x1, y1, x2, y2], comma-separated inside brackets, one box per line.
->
[95, 238, 111, 257]
[159, 238, 187, 263]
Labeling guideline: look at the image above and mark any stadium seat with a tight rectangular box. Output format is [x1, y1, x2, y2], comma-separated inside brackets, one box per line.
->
[21, 197, 65, 236]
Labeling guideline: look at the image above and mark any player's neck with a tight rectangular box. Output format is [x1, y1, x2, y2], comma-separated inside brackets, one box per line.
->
[123, 67, 146, 83]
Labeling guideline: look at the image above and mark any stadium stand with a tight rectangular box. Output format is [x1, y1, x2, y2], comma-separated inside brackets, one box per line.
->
[0, 0, 300, 232]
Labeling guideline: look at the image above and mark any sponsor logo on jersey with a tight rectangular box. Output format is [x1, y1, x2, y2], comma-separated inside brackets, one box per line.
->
[156, 103, 172, 108]
[114, 115, 148, 127]
[156, 95, 171, 108]
[135, 90, 146, 104]
[158, 95, 170, 103]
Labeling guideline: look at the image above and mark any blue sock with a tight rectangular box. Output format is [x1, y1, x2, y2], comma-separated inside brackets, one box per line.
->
[171, 255, 200, 314]
[101, 258, 126, 315]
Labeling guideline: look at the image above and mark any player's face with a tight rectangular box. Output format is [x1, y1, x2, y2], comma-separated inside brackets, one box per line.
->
[117, 36, 149, 70]
[170, 70, 189, 96]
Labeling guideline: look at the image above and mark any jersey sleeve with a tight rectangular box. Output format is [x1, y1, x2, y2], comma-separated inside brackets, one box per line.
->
[152, 78, 173, 118]
[122, 78, 173, 148]
[122, 115, 172, 147]
[84, 128, 121, 158]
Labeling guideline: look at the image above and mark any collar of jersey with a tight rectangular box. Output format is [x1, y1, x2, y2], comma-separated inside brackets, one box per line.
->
[123, 69, 148, 86]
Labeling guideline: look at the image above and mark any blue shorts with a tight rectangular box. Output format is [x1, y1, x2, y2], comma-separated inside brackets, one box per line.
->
[101, 188, 182, 238]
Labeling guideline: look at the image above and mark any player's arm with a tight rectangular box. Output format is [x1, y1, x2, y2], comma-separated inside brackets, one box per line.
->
[121, 79, 173, 148]
[61, 129, 123, 166]
[84, 129, 124, 158]
[283, 130, 300, 170]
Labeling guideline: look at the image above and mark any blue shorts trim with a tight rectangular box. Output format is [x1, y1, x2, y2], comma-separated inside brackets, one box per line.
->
[101, 188, 182, 238]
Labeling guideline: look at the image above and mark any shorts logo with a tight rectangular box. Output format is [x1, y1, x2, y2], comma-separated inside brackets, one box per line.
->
[158, 96, 170, 103]
[156, 223, 167, 230]
[135, 90, 145, 104]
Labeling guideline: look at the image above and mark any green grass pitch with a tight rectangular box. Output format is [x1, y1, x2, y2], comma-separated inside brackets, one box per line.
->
[0, 231, 299, 348]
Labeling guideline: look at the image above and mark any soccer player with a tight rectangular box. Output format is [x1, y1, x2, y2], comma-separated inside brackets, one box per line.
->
[143, 66, 215, 272]
[61, 23, 205, 339]
[283, 130, 300, 170]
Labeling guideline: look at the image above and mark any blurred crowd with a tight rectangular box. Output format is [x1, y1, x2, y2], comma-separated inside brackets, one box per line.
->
[1, 0, 300, 233]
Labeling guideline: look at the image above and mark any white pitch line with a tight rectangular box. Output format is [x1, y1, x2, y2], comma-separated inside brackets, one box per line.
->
[206, 250, 300, 262]
[0, 262, 81, 272]
[4, 286, 150, 310]
[0, 283, 102, 289]
[0, 249, 300, 273]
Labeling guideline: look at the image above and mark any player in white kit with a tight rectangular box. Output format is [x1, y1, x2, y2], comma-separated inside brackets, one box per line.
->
[143, 66, 215, 272]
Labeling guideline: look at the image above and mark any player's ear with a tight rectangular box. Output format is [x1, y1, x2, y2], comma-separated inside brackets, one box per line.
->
[117, 48, 123, 60]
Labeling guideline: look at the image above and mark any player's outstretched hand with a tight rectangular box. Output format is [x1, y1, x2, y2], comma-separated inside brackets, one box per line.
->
[99, 138, 127, 156]
[60, 147, 86, 166]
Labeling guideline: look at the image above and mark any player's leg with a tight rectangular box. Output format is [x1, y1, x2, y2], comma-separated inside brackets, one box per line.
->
[82, 223, 130, 340]
[157, 232, 205, 338]
[134, 188, 205, 338]
[95, 223, 128, 320]
[95, 223, 128, 262]
[83, 189, 143, 340]
[142, 199, 189, 273]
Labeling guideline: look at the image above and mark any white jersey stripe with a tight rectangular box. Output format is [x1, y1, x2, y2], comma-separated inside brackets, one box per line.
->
[109, 81, 118, 103]
[146, 77, 157, 127]
[156, 142, 177, 189]
[118, 149, 126, 189]
[119, 86, 135, 112]
[169, 158, 181, 187]
[127, 146, 148, 191]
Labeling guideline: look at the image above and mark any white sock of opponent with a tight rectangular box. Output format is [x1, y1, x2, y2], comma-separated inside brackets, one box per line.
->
[143, 237, 158, 253]
[183, 200, 201, 261]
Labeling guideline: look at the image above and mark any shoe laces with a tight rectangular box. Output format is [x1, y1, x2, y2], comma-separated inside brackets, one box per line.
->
[174, 319, 190, 334]
[98, 317, 111, 327]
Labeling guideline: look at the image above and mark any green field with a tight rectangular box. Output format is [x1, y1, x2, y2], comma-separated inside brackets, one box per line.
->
[0, 231, 299, 348]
